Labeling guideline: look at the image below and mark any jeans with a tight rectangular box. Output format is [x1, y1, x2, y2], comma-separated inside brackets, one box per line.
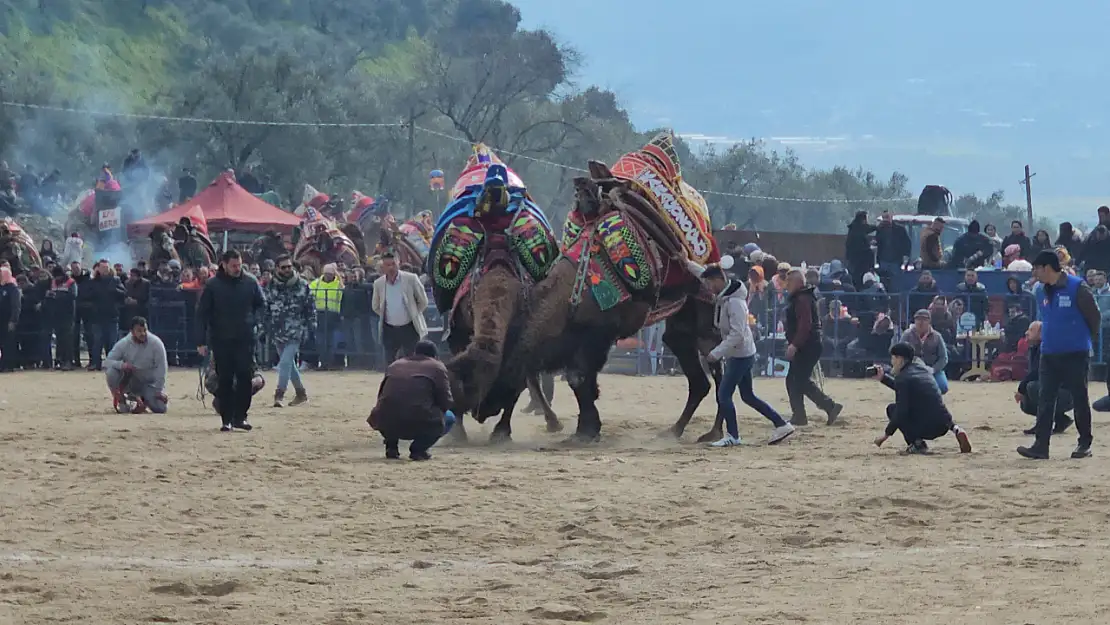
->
[719, 355, 787, 438]
[275, 341, 304, 393]
[1034, 352, 1092, 446]
[934, 370, 949, 395]
[88, 321, 118, 368]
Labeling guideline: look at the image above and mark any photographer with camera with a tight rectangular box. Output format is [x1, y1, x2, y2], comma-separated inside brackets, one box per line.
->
[871, 342, 973, 455]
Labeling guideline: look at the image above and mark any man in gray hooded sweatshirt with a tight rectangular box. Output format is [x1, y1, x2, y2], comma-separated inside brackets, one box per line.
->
[105, 316, 168, 414]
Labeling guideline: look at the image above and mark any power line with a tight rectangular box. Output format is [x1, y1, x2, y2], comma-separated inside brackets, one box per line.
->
[0, 100, 916, 205]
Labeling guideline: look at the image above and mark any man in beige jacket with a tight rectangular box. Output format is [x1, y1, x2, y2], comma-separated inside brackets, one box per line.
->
[372, 253, 429, 364]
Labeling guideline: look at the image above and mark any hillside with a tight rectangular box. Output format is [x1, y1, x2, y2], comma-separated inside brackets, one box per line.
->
[0, 0, 1037, 240]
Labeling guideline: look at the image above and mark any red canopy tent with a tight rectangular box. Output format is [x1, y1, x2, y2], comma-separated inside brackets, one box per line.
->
[127, 172, 300, 238]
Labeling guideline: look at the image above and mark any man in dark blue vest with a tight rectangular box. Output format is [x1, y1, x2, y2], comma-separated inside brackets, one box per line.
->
[1018, 251, 1101, 459]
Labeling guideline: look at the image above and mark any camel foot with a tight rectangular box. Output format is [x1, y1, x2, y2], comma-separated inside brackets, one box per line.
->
[695, 428, 722, 444]
[489, 429, 512, 445]
[562, 432, 600, 446]
[545, 418, 565, 433]
[662, 424, 686, 439]
[449, 425, 469, 443]
[522, 403, 540, 415]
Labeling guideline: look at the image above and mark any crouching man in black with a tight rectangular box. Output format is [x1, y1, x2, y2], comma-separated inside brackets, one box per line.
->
[872, 342, 973, 454]
[1016, 321, 1073, 435]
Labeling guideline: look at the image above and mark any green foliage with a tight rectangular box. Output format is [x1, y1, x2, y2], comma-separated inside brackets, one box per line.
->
[0, 0, 1050, 237]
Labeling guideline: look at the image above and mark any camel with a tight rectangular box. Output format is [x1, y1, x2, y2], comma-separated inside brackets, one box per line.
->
[429, 147, 562, 441]
[352, 199, 429, 269]
[148, 224, 181, 266]
[292, 210, 364, 273]
[0, 219, 41, 274]
[248, 230, 288, 266]
[171, 218, 218, 269]
[498, 134, 727, 443]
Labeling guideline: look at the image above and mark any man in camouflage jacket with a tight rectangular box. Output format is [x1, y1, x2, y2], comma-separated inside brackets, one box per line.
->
[265, 254, 316, 407]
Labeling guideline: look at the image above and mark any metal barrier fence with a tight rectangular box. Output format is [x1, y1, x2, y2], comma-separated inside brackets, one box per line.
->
[4, 285, 1109, 382]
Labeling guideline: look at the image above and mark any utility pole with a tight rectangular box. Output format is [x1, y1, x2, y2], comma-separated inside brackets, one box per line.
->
[406, 107, 416, 218]
[1020, 164, 1036, 228]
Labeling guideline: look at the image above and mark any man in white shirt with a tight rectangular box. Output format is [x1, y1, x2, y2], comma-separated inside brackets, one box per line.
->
[105, 316, 169, 414]
[372, 253, 429, 364]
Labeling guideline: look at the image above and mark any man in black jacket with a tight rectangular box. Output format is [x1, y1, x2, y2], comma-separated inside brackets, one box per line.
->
[85, 262, 126, 371]
[783, 269, 843, 426]
[873, 342, 973, 454]
[70, 261, 93, 368]
[875, 212, 911, 284]
[197, 250, 266, 432]
[1001, 220, 1033, 260]
[1015, 321, 1073, 435]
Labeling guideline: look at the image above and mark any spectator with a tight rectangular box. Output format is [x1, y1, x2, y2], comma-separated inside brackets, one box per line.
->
[871, 342, 972, 454]
[900, 309, 950, 394]
[846, 313, 895, 362]
[955, 268, 988, 327]
[85, 262, 126, 371]
[178, 167, 197, 203]
[1005, 276, 1031, 317]
[309, 263, 343, 370]
[950, 220, 993, 269]
[929, 296, 956, 345]
[919, 217, 945, 269]
[121, 268, 150, 332]
[876, 212, 911, 280]
[15, 273, 43, 369]
[1002, 220, 1033, 260]
[372, 252, 429, 364]
[845, 211, 876, 288]
[1016, 321, 1073, 436]
[1030, 229, 1053, 256]
[1081, 225, 1110, 273]
[1054, 246, 1078, 276]
[983, 223, 1004, 263]
[1004, 244, 1032, 271]
[340, 268, 373, 368]
[1002, 304, 1032, 353]
[821, 299, 853, 358]
[1099, 205, 1110, 229]
[908, 270, 939, 314]
[61, 233, 83, 266]
[38, 239, 57, 266]
[0, 266, 22, 371]
[43, 266, 76, 370]
[1055, 222, 1084, 261]
[71, 261, 93, 368]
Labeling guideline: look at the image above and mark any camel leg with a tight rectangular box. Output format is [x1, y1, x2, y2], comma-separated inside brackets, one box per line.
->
[449, 412, 470, 443]
[565, 367, 602, 444]
[662, 326, 718, 441]
[489, 395, 520, 445]
[526, 374, 562, 432]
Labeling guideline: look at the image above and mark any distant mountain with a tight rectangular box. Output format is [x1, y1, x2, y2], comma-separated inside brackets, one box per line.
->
[513, 0, 1110, 218]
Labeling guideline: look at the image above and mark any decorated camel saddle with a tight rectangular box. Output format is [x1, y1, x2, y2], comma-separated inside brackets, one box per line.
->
[0, 218, 42, 270]
[346, 192, 429, 268]
[429, 144, 558, 316]
[293, 206, 363, 271]
[561, 131, 720, 321]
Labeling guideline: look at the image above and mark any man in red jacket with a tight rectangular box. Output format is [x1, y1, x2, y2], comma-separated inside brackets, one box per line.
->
[783, 269, 843, 426]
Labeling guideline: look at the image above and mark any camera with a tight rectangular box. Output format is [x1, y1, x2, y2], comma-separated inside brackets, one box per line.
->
[865, 364, 883, 377]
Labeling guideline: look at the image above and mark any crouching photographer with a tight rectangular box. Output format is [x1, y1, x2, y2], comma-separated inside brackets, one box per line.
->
[870, 342, 973, 455]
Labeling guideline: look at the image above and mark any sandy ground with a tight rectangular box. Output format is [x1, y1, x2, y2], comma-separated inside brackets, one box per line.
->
[2, 369, 1110, 624]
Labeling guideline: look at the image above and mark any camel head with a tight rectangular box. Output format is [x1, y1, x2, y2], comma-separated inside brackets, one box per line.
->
[573, 177, 603, 218]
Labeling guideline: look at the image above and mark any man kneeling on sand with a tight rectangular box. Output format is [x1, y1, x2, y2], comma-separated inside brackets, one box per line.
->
[872, 342, 972, 455]
[105, 316, 169, 414]
[367, 340, 456, 461]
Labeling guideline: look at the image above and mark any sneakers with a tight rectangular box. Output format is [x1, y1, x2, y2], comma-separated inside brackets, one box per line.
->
[220, 424, 232, 432]
[709, 434, 742, 447]
[825, 403, 844, 426]
[273, 389, 285, 408]
[952, 426, 972, 454]
[232, 421, 253, 432]
[769, 423, 795, 445]
[902, 440, 930, 455]
[1072, 443, 1092, 459]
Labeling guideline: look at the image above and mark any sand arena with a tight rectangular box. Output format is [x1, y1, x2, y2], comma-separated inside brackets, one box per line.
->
[1, 370, 1108, 624]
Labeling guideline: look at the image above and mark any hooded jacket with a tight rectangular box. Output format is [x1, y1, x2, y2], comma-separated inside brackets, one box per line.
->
[709, 280, 756, 360]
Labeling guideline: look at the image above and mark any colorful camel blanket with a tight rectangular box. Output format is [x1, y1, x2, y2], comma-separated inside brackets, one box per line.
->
[429, 146, 559, 315]
[560, 209, 659, 312]
[608, 132, 720, 266]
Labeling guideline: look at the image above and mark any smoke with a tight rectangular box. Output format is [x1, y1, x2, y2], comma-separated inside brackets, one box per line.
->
[91, 241, 134, 269]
